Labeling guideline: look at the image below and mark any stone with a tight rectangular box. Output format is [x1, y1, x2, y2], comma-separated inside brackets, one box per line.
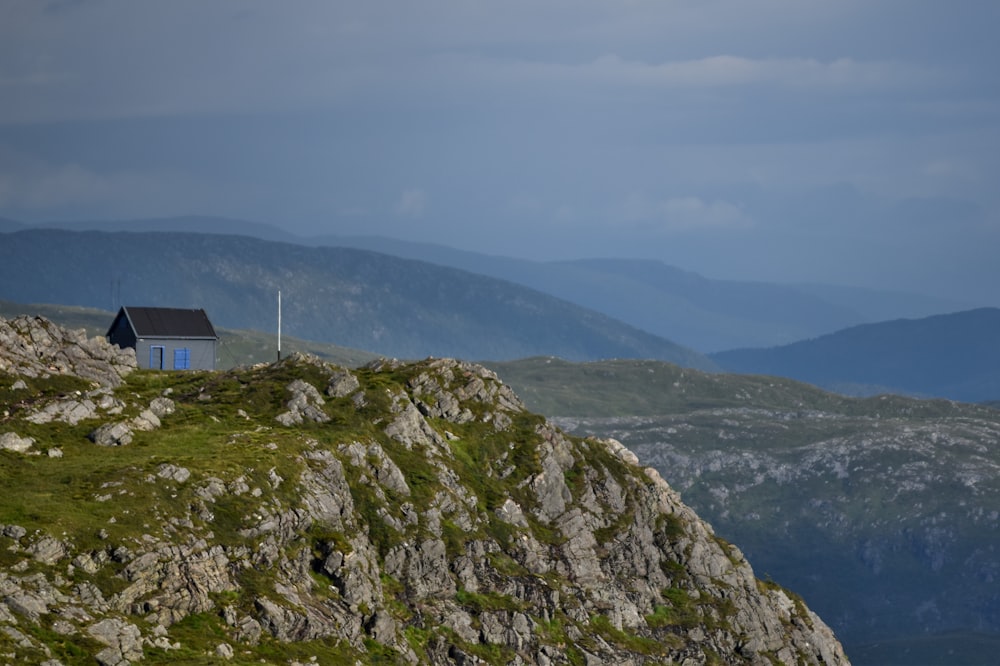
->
[0, 431, 34, 453]
[26, 398, 98, 425]
[276, 379, 330, 425]
[0, 315, 136, 387]
[2, 524, 27, 539]
[495, 499, 530, 528]
[88, 422, 134, 447]
[327, 370, 360, 398]
[28, 535, 70, 564]
[384, 539, 454, 598]
[149, 396, 176, 418]
[131, 409, 161, 431]
[157, 464, 191, 483]
[87, 618, 143, 665]
[384, 397, 443, 449]
[5, 591, 50, 621]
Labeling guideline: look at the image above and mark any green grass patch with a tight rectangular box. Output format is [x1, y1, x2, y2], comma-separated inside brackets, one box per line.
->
[589, 614, 667, 656]
[652, 587, 702, 628]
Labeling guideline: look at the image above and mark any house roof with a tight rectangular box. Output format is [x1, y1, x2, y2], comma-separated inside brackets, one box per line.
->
[110, 306, 218, 339]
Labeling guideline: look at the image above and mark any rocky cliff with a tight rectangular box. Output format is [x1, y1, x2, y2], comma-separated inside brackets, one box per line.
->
[0, 315, 848, 665]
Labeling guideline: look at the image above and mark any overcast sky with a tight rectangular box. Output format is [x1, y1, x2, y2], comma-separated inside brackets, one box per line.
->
[2, 0, 999, 305]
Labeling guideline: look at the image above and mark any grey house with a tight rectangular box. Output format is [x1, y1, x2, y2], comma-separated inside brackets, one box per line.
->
[107, 306, 218, 370]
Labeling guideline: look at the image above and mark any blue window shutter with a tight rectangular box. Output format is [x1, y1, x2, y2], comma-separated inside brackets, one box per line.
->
[173, 348, 190, 370]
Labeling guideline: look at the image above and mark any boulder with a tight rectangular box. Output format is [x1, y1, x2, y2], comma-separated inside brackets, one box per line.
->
[276, 379, 330, 425]
[0, 315, 136, 387]
[326, 370, 360, 398]
[87, 618, 143, 666]
[88, 422, 134, 447]
[0, 431, 34, 453]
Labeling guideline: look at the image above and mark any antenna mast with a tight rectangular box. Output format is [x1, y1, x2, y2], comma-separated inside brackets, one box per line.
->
[277, 290, 282, 362]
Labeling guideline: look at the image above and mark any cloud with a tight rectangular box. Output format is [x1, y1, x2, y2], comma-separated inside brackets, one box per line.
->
[459, 52, 946, 95]
[618, 193, 752, 233]
[0, 151, 243, 220]
[661, 197, 752, 231]
[1, 0, 997, 306]
[395, 188, 427, 217]
[0, 162, 118, 209]
[0, 1, 959, 125]
[616, 55, 934, 91]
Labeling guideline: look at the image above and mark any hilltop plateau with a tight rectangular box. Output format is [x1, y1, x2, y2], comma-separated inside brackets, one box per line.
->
[0, 315, 846, 665]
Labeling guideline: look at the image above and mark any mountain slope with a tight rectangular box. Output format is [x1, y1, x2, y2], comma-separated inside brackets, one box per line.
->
[711, 308, 1000, 402]
[0, 315, 847, 664]
[486, 356, 1000, 664]
[0, 229, 713, 368]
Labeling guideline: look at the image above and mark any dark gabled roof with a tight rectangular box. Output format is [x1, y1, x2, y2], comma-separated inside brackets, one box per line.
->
[110, 306, 218, 339]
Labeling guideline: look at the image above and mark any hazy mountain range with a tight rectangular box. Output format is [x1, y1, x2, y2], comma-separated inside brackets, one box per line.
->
[0, 228, 711, 369]
[2, 215, 973, 352]
[3, 216, 1000, 403]
[712, 308, 1000, 403]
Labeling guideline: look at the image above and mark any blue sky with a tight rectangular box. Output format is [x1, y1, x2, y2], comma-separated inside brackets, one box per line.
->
[2, 1, 999, 305]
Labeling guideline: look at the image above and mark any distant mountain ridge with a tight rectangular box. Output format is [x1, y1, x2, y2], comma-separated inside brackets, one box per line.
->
[308, 233, 972, 352]
[32, 214, 299, 243]
[5, 215, 975, 352]
[711, 308, 1000, 403]
[0, 228, 712, 368]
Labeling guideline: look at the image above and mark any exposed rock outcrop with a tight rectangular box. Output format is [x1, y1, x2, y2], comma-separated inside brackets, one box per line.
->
[277, 376, 332, 426]
[0, 315, 136, 387]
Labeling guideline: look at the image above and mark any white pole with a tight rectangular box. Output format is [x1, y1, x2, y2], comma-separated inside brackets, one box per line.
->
[277, 290, 282, 361]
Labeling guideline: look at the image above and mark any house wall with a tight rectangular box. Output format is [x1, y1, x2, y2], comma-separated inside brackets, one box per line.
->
[107, 316, 137, 350]
[135, 338, 217, 371]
